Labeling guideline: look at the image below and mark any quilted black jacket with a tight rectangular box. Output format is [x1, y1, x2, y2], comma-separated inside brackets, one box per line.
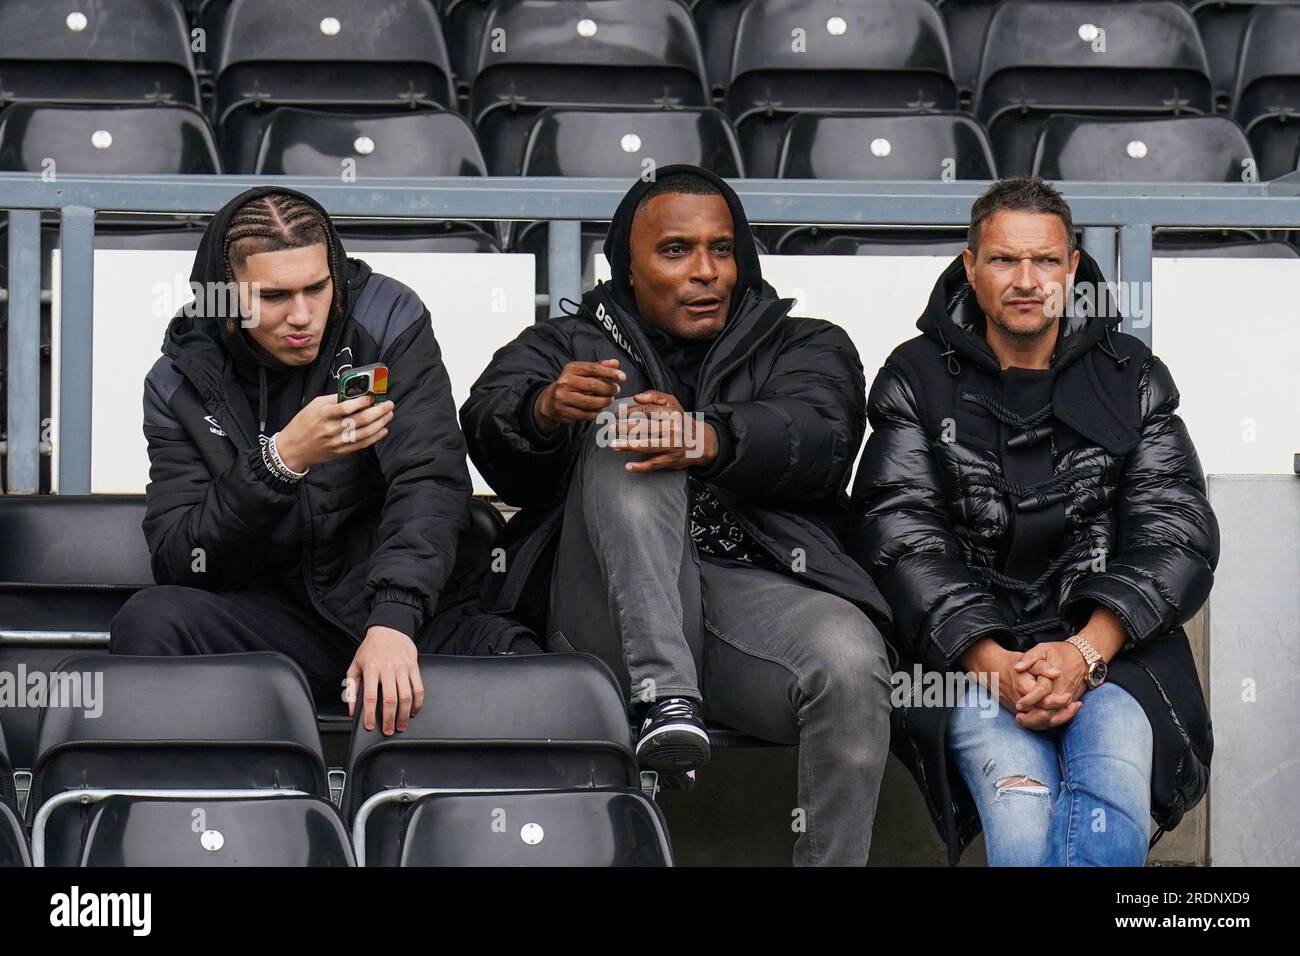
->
[849, 249, 1219, 863]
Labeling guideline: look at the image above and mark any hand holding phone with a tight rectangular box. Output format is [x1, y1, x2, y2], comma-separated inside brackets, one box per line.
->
[276, 368, 395, 471]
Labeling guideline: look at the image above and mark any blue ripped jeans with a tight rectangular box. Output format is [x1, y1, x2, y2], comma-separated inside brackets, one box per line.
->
[947, 681, 1154, 866]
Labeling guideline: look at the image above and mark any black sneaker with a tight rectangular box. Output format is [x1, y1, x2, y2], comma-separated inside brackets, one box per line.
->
[635, 697, 711, 771]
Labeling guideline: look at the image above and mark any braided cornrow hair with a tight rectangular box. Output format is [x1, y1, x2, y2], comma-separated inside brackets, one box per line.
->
[221, 192, 342, 331]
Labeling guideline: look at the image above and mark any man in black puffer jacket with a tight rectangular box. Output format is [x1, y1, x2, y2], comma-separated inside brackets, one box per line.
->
[850, 177, 1218, 866]
[111, 187, 533, 736]
[462, 166, 894, 866]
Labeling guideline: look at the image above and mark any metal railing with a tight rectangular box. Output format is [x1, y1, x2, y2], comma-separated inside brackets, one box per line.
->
[3, 171, 1300, 495]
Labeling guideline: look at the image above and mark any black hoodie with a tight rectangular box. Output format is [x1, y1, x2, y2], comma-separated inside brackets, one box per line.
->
[461, 165, 891, 633]
[598, 164, 775, 416]
[141, 185, 473, 645]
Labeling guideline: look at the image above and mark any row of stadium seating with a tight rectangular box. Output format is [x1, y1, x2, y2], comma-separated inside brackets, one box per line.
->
[0, 495, 694, 866]
[0, 653, 675, 867]
[2, 0, 1300, 178]
[2, 103, 1284, 186]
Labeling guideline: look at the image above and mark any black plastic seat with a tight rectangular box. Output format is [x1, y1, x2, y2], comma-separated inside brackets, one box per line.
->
[1191, 0, 1297, 108]
[253, 106, 499, 248]
[0, 104, 219, 174]
[774, 111, 993, 254]
[399, 790, 671, 866]
[975, 1, 1214, 175]
[28, 652, 350, 866]
[213, 0, 456, 172]
[344, 653, 650, 866]
[0, 0, 198, 107]
[254, 106, 487, 177]
[470, 0, 710, 174]
[1032, 114, 1255, 181]
[1232, 3, 1300, 180]
[444, 0, 493, 94]
[76, 795, 353, 867]
[936, 0, 1001, 101]
[1030, 113, 1287, 253]
[726, 0, 958, 177]
[692, 0, 750, 97]
[0, 718, 30, 867]
[0, 496, 152, 635]
[0, 496, 153, 769]
[521, 105, 744, 178]
[515, 105, 744, 301]
[777, 111, 995, 180]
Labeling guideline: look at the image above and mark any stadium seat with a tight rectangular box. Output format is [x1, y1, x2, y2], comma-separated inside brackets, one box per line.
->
[521, 106, 744, 179]
[1232, 3, 1300, 180]
[1029, 114, 1294, 254]
[213, 0, 457, 172]
[692, 0, 750, 97]
[726, 0, 958, 176]
[0, 496, 152, 769]
[0, 0, 199, 107]
[515, 106, 744, 306]
[343, 654, 671, 866]
[0, 104, 220, 175]
[469, 0, 711, 174]
[398, 790, 672, 865]
[975, 1, 1214, 175]
[0, 717, 30, 866]
[253, 107, 487, 177]
[1191, 0, 1299, 108]
[936, 0, 1001, 101]
[1031, 114, 1255, 182]
[773, 111, 993, 254]
[27, 653, 354, 866]
[443, 0, 493, 94]
[776, 111, 995, 180]
[253, 106, 501, 251]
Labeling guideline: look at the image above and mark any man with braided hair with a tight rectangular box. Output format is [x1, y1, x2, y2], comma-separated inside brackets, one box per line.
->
[111, 186, 530, 735]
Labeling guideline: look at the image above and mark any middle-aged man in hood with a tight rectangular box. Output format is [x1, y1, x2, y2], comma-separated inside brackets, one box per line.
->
[461, 165, 895, 866]
[110, 187, 534, 737]
[850, 176, 1218, 866]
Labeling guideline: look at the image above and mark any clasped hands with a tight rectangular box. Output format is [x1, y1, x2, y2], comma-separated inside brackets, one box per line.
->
[959, 608, 1126, 731]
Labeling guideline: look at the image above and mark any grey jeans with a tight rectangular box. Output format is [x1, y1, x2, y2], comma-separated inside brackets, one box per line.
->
[547, 412, 893, 865]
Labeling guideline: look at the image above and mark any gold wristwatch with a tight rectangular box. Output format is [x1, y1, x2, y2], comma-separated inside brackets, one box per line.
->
[1067, 636, 1108, 689]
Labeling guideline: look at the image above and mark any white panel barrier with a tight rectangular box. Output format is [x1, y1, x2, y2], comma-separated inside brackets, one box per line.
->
[56, 250, 1299, 496]
[1152, 258, 1300, 476]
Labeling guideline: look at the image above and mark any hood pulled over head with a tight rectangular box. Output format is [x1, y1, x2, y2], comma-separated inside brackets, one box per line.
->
[600, 163, 770, 323]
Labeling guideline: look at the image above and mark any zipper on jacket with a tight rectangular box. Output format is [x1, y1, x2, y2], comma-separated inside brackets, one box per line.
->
[296, 481, 355, 640]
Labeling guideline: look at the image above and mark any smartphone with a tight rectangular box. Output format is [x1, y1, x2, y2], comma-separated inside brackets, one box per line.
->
[338, 363, 389, 403]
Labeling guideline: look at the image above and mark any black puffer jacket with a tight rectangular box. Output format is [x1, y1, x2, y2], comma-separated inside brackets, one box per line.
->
[460, 165, 891, 632]
[849, 250, 1218, 863]
[141, 185, 474, 647]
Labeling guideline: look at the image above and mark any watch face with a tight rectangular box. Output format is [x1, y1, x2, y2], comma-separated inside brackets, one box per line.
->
[1089, 660, 1108, 687]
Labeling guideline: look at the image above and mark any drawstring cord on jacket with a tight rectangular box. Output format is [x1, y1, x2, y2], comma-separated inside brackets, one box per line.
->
[936, 329, 962, 376]
[555, 297, 581, 317]
[1098, 321, 1131, 368]
[959, 393, 1102, 635]
[258, 366, 268, 438]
